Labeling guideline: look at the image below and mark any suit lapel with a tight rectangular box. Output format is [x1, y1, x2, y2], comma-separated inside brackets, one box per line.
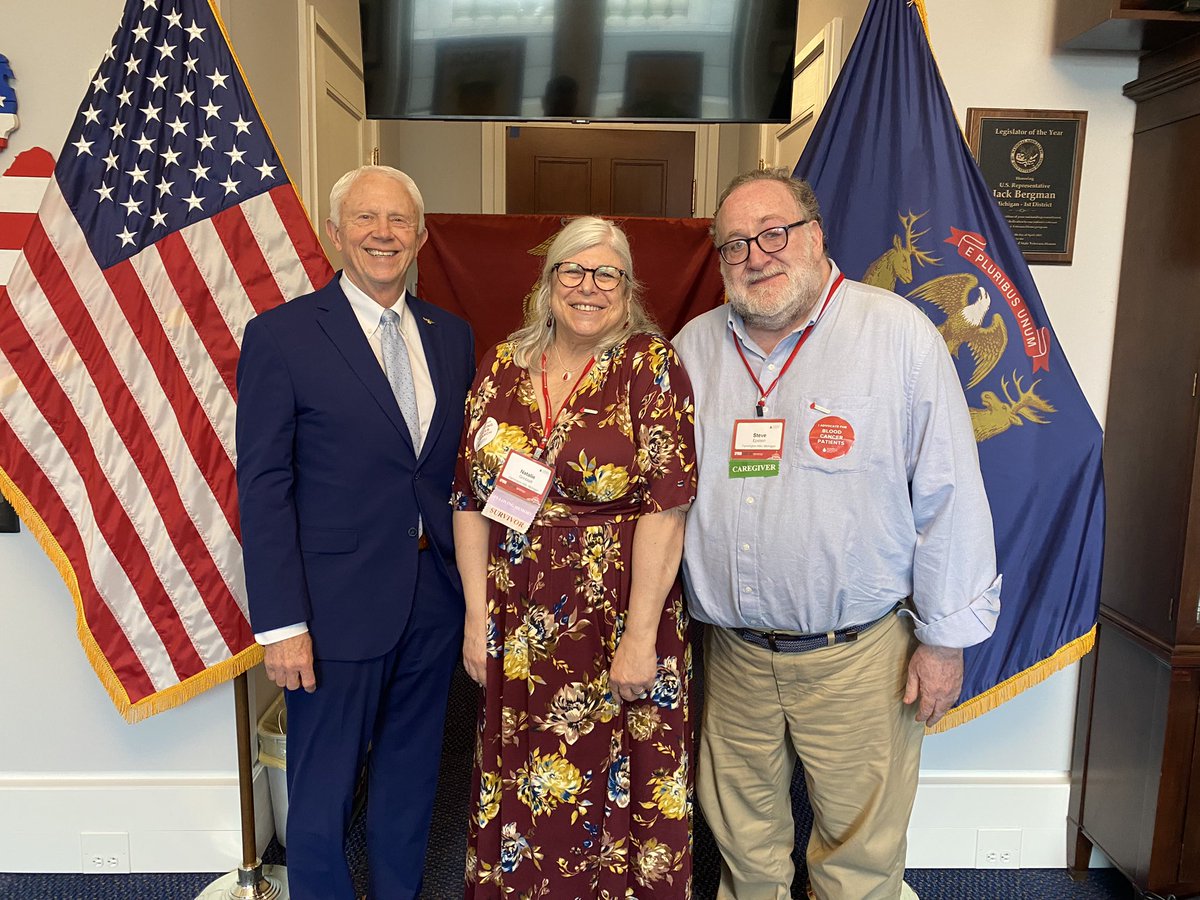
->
[410, 297, 451, 462]
[316, 281, 415, 450]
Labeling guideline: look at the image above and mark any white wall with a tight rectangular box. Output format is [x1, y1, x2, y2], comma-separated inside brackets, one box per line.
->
[0, 0, 1138, 875]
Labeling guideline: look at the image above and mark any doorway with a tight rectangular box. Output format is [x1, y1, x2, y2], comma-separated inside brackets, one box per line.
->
[485, 122, 720, 217]
[505, 126, 695, 217]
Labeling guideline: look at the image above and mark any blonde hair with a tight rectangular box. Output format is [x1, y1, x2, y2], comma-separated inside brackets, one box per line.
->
[509, 216, 657, 369]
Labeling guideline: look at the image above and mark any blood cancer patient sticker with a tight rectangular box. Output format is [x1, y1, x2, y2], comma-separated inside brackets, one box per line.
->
[809, 416, 855, 459]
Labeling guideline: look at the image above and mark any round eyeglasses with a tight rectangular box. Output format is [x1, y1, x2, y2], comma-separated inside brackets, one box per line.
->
[553, 262, 627, 291]
[716, 219, 810, 265]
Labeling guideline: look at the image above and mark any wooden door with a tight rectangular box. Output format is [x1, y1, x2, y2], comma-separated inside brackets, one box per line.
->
[760, 19, 843, 171]
[313, 18, 373, 262]
[1101, 103, 1200, 647]
[504, 127, 695, 217]
[298, 6, 378, 263]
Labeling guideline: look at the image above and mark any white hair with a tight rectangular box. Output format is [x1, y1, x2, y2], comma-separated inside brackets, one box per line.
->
[327, 165, 426, 232]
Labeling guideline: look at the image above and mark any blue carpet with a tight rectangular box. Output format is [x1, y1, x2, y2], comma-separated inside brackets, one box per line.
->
[0, 865, 1140, 899]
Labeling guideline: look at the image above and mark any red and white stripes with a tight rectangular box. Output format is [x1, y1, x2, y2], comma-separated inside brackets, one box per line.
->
[0, 173, 331, 713]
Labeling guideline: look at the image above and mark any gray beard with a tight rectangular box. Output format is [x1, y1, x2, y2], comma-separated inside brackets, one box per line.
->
[727, 264, 825, 334]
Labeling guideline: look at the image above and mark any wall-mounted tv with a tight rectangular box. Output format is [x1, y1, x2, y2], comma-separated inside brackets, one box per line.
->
[360, 0, 799, 124]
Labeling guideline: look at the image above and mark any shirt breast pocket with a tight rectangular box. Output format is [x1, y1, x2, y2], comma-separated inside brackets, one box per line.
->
[792, 396, 878, 474]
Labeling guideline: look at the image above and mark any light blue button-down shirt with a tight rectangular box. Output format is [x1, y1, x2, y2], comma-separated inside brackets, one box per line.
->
[673, 264, 1001, 648]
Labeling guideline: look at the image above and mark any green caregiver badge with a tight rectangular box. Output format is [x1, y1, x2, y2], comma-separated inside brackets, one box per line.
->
[729, 419, 785, 479]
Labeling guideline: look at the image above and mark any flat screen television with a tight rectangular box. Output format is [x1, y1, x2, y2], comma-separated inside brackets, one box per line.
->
[360, 0, 799, 124]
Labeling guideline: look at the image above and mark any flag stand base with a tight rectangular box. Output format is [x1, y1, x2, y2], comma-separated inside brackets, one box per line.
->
[195, 860, 287, 899]
[194, 674, 290, 899]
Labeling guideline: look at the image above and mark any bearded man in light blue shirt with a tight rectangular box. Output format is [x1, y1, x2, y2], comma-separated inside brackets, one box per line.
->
[674, 169, 1001, 900]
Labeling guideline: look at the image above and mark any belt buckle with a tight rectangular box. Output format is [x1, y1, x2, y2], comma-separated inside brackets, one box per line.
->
[766, 632, 779, 652]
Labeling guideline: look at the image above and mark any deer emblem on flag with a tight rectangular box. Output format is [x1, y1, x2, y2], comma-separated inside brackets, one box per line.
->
[861, 210, 941, 292]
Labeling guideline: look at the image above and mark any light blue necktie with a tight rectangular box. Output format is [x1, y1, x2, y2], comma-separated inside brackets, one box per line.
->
[379, 308, 422, 453]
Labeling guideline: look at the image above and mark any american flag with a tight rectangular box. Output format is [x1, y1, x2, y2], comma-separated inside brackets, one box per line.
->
[0, 53, 17, 150]
[0, 0, 332, 720]
[1, 149, 54, 289]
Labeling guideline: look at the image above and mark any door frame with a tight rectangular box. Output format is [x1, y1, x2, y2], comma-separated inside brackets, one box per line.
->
[296, 0, 379, 221]
[758, 17, 844, 171]
[482, 122, 720, 217]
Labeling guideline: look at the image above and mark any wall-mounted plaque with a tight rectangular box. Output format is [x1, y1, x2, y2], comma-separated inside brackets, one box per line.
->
[966, 108, 1087, 265]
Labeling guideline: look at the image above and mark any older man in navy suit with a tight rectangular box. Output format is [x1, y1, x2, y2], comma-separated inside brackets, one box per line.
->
[236, 165, 475, 900]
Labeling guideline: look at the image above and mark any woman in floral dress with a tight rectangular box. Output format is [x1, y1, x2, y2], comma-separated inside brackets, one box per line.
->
[453, 216, 697, 899]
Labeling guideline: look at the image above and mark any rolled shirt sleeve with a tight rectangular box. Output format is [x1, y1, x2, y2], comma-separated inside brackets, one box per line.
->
[902, 329, 1002, 649]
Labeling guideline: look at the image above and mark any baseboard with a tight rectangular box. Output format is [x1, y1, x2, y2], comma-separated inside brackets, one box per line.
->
[907, 771, 1073, 869]
[0, 764, 276, 872]
[0, 767, 1092, 873]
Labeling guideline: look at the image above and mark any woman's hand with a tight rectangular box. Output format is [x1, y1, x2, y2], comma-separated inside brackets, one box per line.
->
[463, 618, 488, 688]
[609, 635, 658, 703]
[454, 510, 492, 689]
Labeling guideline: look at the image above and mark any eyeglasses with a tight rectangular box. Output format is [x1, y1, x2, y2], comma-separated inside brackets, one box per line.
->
[716, 219, 810, 265]
[553, 262, 627, 291]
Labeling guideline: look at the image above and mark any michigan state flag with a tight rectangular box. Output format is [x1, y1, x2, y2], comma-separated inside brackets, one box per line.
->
[796, 0, 1104, 730]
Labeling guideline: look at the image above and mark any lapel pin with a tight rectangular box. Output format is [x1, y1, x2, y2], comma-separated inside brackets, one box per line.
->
[422, 316, 434, 325]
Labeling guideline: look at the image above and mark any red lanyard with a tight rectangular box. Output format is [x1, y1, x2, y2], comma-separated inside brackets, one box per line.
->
[536, 352, 595, 457]
[731, 273, 844, 417]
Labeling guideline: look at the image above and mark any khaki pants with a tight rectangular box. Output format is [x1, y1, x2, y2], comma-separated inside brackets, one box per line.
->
[697, 613, 924, 900]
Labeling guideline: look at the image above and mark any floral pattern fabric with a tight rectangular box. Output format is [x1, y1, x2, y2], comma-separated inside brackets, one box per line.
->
[453, 332, 697, 899]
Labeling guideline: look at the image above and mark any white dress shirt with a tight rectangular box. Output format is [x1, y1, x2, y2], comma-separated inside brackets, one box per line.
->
[254, 275, 435, 646]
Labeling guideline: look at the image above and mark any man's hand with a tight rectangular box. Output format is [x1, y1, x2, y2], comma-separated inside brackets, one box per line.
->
[903, 643, 963, 727]
[263, 632, 316, 692]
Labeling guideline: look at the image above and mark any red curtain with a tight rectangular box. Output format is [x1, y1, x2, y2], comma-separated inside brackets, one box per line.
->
[419, 213, 725, 360]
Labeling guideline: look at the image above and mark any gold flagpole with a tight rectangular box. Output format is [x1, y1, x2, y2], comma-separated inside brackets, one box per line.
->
[195, 673, 288, 899]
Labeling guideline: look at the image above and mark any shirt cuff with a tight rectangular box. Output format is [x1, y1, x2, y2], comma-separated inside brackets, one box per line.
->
[255, 622, 309, 645]
[902, 574, 1002, 649]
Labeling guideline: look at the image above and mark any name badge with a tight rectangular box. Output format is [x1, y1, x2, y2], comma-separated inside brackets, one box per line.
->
[729, 418, 786, 478]
[481, 448, 554, 534]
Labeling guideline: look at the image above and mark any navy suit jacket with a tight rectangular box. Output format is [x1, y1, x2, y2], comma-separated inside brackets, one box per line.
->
[236, 276, 475, 661]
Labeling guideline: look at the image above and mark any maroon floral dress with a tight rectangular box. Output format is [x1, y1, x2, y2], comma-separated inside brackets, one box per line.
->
[453, 332, 697, 900]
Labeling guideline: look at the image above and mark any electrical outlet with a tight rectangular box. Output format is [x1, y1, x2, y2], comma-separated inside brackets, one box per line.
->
[975, 828, 1021, 869]
[80, 832, 130, 874]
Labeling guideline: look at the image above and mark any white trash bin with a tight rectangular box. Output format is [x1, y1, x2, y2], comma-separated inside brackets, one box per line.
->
[257, 691, 288, 848]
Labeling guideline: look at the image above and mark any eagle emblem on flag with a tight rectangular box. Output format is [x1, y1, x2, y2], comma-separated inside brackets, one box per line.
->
[863, 211, 1056, 442]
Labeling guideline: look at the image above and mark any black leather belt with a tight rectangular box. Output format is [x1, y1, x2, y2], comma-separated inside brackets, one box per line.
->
[735, 603, 899, 654]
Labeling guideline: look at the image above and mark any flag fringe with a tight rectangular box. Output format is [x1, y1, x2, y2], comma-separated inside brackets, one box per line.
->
[122, 642, 264, 723]
[909, 0, 931, 43]
[0, 462, 263, 723]
[927, 626, 1096, 734]
[907, 0, 966, 147]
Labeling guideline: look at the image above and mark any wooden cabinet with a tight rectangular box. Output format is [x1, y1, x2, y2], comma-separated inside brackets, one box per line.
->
[1056, 0, 1200, 51]
[1067, 29, 1200, 898]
